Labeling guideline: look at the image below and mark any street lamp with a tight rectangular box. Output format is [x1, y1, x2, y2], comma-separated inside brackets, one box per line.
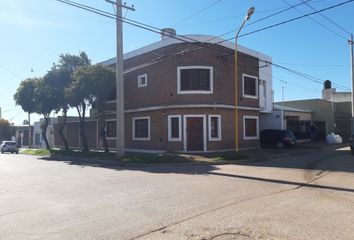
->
[234, 7, 255, 152]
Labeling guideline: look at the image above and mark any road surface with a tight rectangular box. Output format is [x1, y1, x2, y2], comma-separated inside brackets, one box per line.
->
[0, 146, 353, 240]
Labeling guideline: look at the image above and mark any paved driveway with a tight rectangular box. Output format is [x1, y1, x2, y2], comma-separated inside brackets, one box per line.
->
[0, 146, 354, 240]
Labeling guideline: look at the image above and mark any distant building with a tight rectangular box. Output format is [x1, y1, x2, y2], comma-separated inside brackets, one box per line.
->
[276, 80, 352, 141]
[322, 80, 352, 102]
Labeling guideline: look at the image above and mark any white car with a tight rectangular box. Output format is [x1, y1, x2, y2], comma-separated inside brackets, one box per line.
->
[0, 141, 19, 154]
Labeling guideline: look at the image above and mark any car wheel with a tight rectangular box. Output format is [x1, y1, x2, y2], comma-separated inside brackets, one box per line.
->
[16, 151, 19, 154]
[276, 142, 284, 148]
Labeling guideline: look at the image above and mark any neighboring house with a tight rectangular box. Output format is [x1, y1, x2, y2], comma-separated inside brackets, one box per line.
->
[260, 104, 312, 140]
[277, 81, 352, 141]
[34, 116, 98, 149]
[93, 29, 273, 152]
[32, 118, 59, 149]
[53, 117, 99, 150]
[15, 125, 34, 147]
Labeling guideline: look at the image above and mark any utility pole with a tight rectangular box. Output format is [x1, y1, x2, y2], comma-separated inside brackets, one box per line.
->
[281, 81, 286, 130]
[106, 0, 134, 158]
[349, 34, 354, 135]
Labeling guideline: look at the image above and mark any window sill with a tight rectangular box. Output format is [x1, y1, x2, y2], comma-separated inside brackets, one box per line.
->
[177, 90, 213, 94]
[133, 138, 150, 141]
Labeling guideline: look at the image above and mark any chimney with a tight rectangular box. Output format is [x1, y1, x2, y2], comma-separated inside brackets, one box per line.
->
[161, 28, 176, 40]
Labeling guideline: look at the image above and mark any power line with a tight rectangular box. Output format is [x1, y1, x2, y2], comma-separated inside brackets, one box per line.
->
[172, 0, 223, 27]
[2, 108, 22, 113]
[300, 0, 352, 36]
[215, 0, 314, 40]
[0, 65, 23, 80]
[56, 0, 351, 92]
[281, 0, 347, 40]
[261, 59, 351, 91]
[260, 69, 322, 93]
[221, 0, 354, 41]
[55, 0, 203, 44]
[274, 63, 349, 67]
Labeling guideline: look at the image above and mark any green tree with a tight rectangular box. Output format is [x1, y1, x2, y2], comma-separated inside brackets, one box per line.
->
[67, 64, 114, 152]
[44, 52, 91, 150]
[13, 78, 37, 115]
[34, 78, 57, 150]
[0, 119, 13, 142]
[85, 64, 115, 152]
[14, 77, 56, 150]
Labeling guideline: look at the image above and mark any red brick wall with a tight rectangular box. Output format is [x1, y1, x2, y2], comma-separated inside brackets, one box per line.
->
[53, 120, 98, 150]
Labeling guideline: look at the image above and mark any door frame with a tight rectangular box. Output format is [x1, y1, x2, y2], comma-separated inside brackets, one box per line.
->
[183, 115, 207, 152]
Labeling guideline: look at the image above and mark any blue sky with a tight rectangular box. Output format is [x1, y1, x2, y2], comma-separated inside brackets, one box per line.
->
[1, 0, 353, 125]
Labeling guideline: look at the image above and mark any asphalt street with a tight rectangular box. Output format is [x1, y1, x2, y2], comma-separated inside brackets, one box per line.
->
[0, 146, 354, 240]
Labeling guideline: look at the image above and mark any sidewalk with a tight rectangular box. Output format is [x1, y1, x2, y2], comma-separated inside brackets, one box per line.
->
[241, 141, 347, 162]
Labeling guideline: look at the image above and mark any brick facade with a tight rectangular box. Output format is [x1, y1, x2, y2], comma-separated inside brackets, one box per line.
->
[92, 39, 271, 152]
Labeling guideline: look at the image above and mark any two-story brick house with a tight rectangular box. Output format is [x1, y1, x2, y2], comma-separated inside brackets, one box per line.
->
[96, 30, 272, 152]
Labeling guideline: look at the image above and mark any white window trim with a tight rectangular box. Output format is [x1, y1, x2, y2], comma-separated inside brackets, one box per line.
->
[208, 115, 221, 141]
[242, 73, 258, 99]
[243, 115, 259, 140]
[168, 115, 182, 141]
[183, 115, 207, 152]
[132, 116, 150, 141]
[105, 119, 116, 140]
[177, 66, 213, 94]
[138, 74, 147, 87]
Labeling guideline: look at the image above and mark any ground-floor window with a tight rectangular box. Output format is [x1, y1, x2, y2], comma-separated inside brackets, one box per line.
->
[243, 116, 259, 139]
[132, 117, 150, 140]
[106, 120, 116, 138]
[168, 115, 182, 141]
[208, 115, 221, 141]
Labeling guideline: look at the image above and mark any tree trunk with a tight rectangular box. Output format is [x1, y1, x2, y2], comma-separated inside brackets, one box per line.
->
[100, 111, 109, 153]
[41, 115, 51, 150]
[59, 107, 69, 151]
[77, 104, 88, 152]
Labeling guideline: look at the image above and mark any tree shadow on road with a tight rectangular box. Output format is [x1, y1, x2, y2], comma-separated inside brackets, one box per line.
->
[240, 146, 354, 173]
[38, 155, 219, 175]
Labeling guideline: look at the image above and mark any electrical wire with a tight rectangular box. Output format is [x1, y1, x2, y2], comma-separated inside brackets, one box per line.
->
[300, 0, 352, 36]
[260, 69, 322, 93]
[260, 59, 351, 91]
[0, 65, 23, 79]
[172, 0, 223, 27]
[281, 0, 347, 40]
[55, 0, 206, 44]
[56, 0, 351, 93]
[220, 0, 354, 41]
[215, 0, 314, 40]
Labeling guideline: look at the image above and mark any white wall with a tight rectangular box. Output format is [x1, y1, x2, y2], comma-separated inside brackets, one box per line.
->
[259, 58, 273, 113]
[259, 110, 282, 130]
[33, 118, 57, 148]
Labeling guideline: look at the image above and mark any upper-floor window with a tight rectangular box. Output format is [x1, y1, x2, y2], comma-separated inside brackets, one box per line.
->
[138, 74, 147, 87]
[242, 74, 258, 99]
[177, 66, 213, 94]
